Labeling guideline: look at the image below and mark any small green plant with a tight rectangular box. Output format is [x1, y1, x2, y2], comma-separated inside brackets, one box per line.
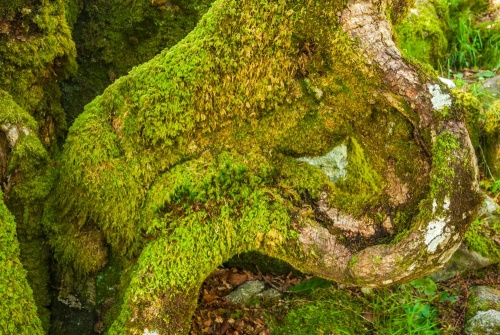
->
[449, 16, 483, 70]
[371, 278, 446, 335]
[269, 277, 457, 334]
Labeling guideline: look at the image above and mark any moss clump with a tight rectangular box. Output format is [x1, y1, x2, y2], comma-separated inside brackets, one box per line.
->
[451, 89, 482, 151]
[0, 0, 77, 142]
[1, 90, 54, 330]
[395, 0, 449, 68]
[483, 100, 500, 178]
[49, 0, 454, 331]
[63, 0, 83, 29]
[465, 217, 500, 260]
[107, 150, 293, 333]
[0, 190, 44, 334]
[429, 131, 460, 201]
[329, 137, 385, 216]
[61, 0, 213, 124]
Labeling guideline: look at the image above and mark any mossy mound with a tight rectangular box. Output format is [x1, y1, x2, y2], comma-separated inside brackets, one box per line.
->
[61, 0, 213, 125]
[0, 190, 43, 334]
[483, 100, 500, 178]
[395, 0, 500, 71]
[395, 0, 449, 68]
[1, 90, 53, 330]
[0, 0, 76, 142]
[465, 215, 500, 261]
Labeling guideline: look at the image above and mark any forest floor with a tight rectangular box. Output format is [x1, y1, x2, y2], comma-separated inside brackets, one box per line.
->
[191, 264, 500, 334]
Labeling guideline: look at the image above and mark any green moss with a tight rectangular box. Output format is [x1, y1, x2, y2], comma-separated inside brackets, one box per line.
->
[49, 0, 456, 332]
[61, 0, 213, 124]
[1, 90, 53, 330]
[0, 0, 77, 141]
[0, 0, 29, 19]
[107, 150, 293, 333]
[395, 0, 449, 68]
[475, 20, 500, 70]
[330, 137, 385, 215]
[0, 90, 39, 130]
[483, 100, 500, 178]
[452, 89, 482, 150]
[0, 190, 44, 334]
[465, 217, 500, 260]
[429, 131, 460, 201]
[269, 287, 370, 334]
[64, 0, 83, 29]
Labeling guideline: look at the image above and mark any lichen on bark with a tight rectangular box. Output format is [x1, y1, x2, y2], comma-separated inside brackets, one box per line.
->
[46, 0, 483, 333]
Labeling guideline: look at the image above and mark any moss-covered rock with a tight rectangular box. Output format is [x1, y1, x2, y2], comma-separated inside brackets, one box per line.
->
[465, 214, 500, 261]
[467, 286, 500, 319]
[466, 286, 500, 335]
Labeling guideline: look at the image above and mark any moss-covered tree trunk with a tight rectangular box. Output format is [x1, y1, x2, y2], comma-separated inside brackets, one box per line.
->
[44, 0, 483, 333]
[1, 0, 76, 331]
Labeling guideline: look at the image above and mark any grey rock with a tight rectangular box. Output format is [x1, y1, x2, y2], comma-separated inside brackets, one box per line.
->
[483, 76, 500, 100]
[429, 245, 497, 282]
[465, 310, 500, 335]
[256, 288, 282, 299]
[467, 286, 500, 319]
[297, 144, 348, 182]
[224, 280, 265, 304]
[439, 77, 456, 88]
[478, 196, 500, 217]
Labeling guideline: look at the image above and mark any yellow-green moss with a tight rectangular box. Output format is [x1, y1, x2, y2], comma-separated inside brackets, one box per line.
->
[61, 0, 213, 124]
[48, 0, 462, 332]
[395, 0, 449, 68]
[329, 137, 385, 216]
[1, 90, 54, 330]
[483, 100, 500, 178]
[0, 0, 76, 141]
[465, 217, 500, 259]
[0, 190, 44, 334]
[452, 89, 482, 150]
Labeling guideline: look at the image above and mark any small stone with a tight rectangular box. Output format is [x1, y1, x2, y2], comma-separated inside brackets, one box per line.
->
[297, 144, 348, 182]
[439, 77, 456, 89]
[483, 76, 500, 100]
[255, 288, 281, 299]
[429, 245, 496, 282]
[224, 280, 265, 304]
[361, 287, 374, 296]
